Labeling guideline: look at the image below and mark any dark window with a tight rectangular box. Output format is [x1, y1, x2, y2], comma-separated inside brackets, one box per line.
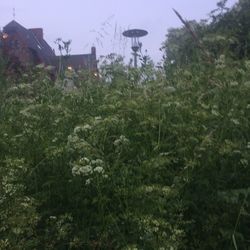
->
[8, 40, 19, 49]
[30, 48, 41, 64]
[15, 40, 20, 49]
[8, 40, 15, 48]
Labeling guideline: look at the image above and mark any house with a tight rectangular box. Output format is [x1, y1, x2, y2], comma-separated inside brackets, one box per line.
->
[0, 20, 55, 69]
[54, 46, 97, 72]
[0, 20, 97, 73]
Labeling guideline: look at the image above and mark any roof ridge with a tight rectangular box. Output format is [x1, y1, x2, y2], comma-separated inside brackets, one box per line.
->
[4, 20, 27, 30]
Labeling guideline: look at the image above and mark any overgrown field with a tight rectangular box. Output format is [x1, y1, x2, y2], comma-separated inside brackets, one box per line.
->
[0, 58, 250, 249]
[1, 1, 250, 248]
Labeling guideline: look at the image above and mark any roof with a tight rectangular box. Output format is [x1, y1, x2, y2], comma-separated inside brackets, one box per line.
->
[2, 20, 97, 71]
[54, 54, 97, 70]
[3, 20, 55, 64]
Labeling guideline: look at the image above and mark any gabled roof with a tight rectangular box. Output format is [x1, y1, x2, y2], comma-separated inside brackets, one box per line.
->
[4, 20, 27, 34]
[3, 20, 55, 64]
[2, 20, 97, 71]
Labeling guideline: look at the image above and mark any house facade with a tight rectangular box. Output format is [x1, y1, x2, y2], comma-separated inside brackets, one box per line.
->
[0, 20, 97, 72]
[0, 20, 55, 69]
[54, 46, 97, 72]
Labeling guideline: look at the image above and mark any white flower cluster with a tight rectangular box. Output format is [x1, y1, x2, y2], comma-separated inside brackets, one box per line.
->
[73, 124, 92, 134]
[67, 124, 95, 153]
[113, 135, 130, 147]
[165, 86, 176, 94]
[215, 54, 226, 69]
[72, 163, 93, 177]
[243, 81, 250, 88]
[245, 60, 250, 70]
[229, 81, 239, 87]
[231, 118, 240, 125]
[20, 105, 40, 120]
[1, 159, 27, 204]
[68, 125, 109, 185]
[94, 116, 102, 121]
[140, 216, 169, 235]
[162, 101, 181, 108]
[67, 134, 91, 153]
[72, 157, 107, 184]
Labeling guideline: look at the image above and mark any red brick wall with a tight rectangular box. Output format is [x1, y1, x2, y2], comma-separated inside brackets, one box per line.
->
[2, 33, 33, 66]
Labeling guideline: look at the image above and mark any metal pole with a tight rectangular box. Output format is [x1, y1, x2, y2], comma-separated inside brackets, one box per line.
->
[134, 52, 137, 68]
[122, 29, 148, 69]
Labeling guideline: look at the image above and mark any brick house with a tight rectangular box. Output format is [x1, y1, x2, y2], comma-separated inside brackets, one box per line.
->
[54, 46, 97, 72]
[0, 20, 97, 72]
[0, 20, 55, 69]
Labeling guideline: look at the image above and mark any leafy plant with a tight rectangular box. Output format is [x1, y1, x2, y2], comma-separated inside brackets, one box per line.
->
[0, 1, 250, 249]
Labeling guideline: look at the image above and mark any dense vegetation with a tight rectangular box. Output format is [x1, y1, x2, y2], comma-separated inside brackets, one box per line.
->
[0, 0, 250, 249]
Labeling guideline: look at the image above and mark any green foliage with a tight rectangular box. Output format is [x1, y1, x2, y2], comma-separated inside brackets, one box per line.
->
[0, 52, 250, 249]
[0, 1, 250, 249]
[162, 0, 250, 77]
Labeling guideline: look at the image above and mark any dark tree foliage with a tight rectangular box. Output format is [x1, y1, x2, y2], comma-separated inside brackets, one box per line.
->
[162, 0, 250, 75]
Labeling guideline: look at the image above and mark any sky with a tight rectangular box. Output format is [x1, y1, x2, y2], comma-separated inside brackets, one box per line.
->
[0, 0, 238, 64]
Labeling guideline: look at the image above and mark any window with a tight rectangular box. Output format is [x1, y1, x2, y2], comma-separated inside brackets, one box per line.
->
[8, 39, 20, 49]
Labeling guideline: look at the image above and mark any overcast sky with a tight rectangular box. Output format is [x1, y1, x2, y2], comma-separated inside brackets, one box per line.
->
[0, 0, 238, 64]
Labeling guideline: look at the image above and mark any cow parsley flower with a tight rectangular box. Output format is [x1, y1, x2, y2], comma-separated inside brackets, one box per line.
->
[165, 86, 176, 94]
[79, 165, 93, 176]
[215, 54, 226, 69]
[93, 166, 104, 173]
[245, 60, 250, 70]
[244, 81, 250, 88]
[72, 164, 93, 176]
[114, 135, 130, 147]
[73, 126, 82, 134]
[92, 116, 102, 125]
[91, 159, 104, 166]
[231, 119, 240, 125]
[230, 81, 239, 87]
[83, 124, 92, 131]
[85, 179, 91, 185]
[79, 157, 90, 164]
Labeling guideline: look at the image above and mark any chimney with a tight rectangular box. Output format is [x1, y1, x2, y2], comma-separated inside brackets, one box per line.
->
[91, 46, 97, 71]
[29, 28, 43, 40]
[91, 46, 96, 57]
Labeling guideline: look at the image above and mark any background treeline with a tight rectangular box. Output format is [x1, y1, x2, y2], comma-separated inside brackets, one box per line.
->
[0, 0, 250, 249]
[162, 0, 250, 75]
